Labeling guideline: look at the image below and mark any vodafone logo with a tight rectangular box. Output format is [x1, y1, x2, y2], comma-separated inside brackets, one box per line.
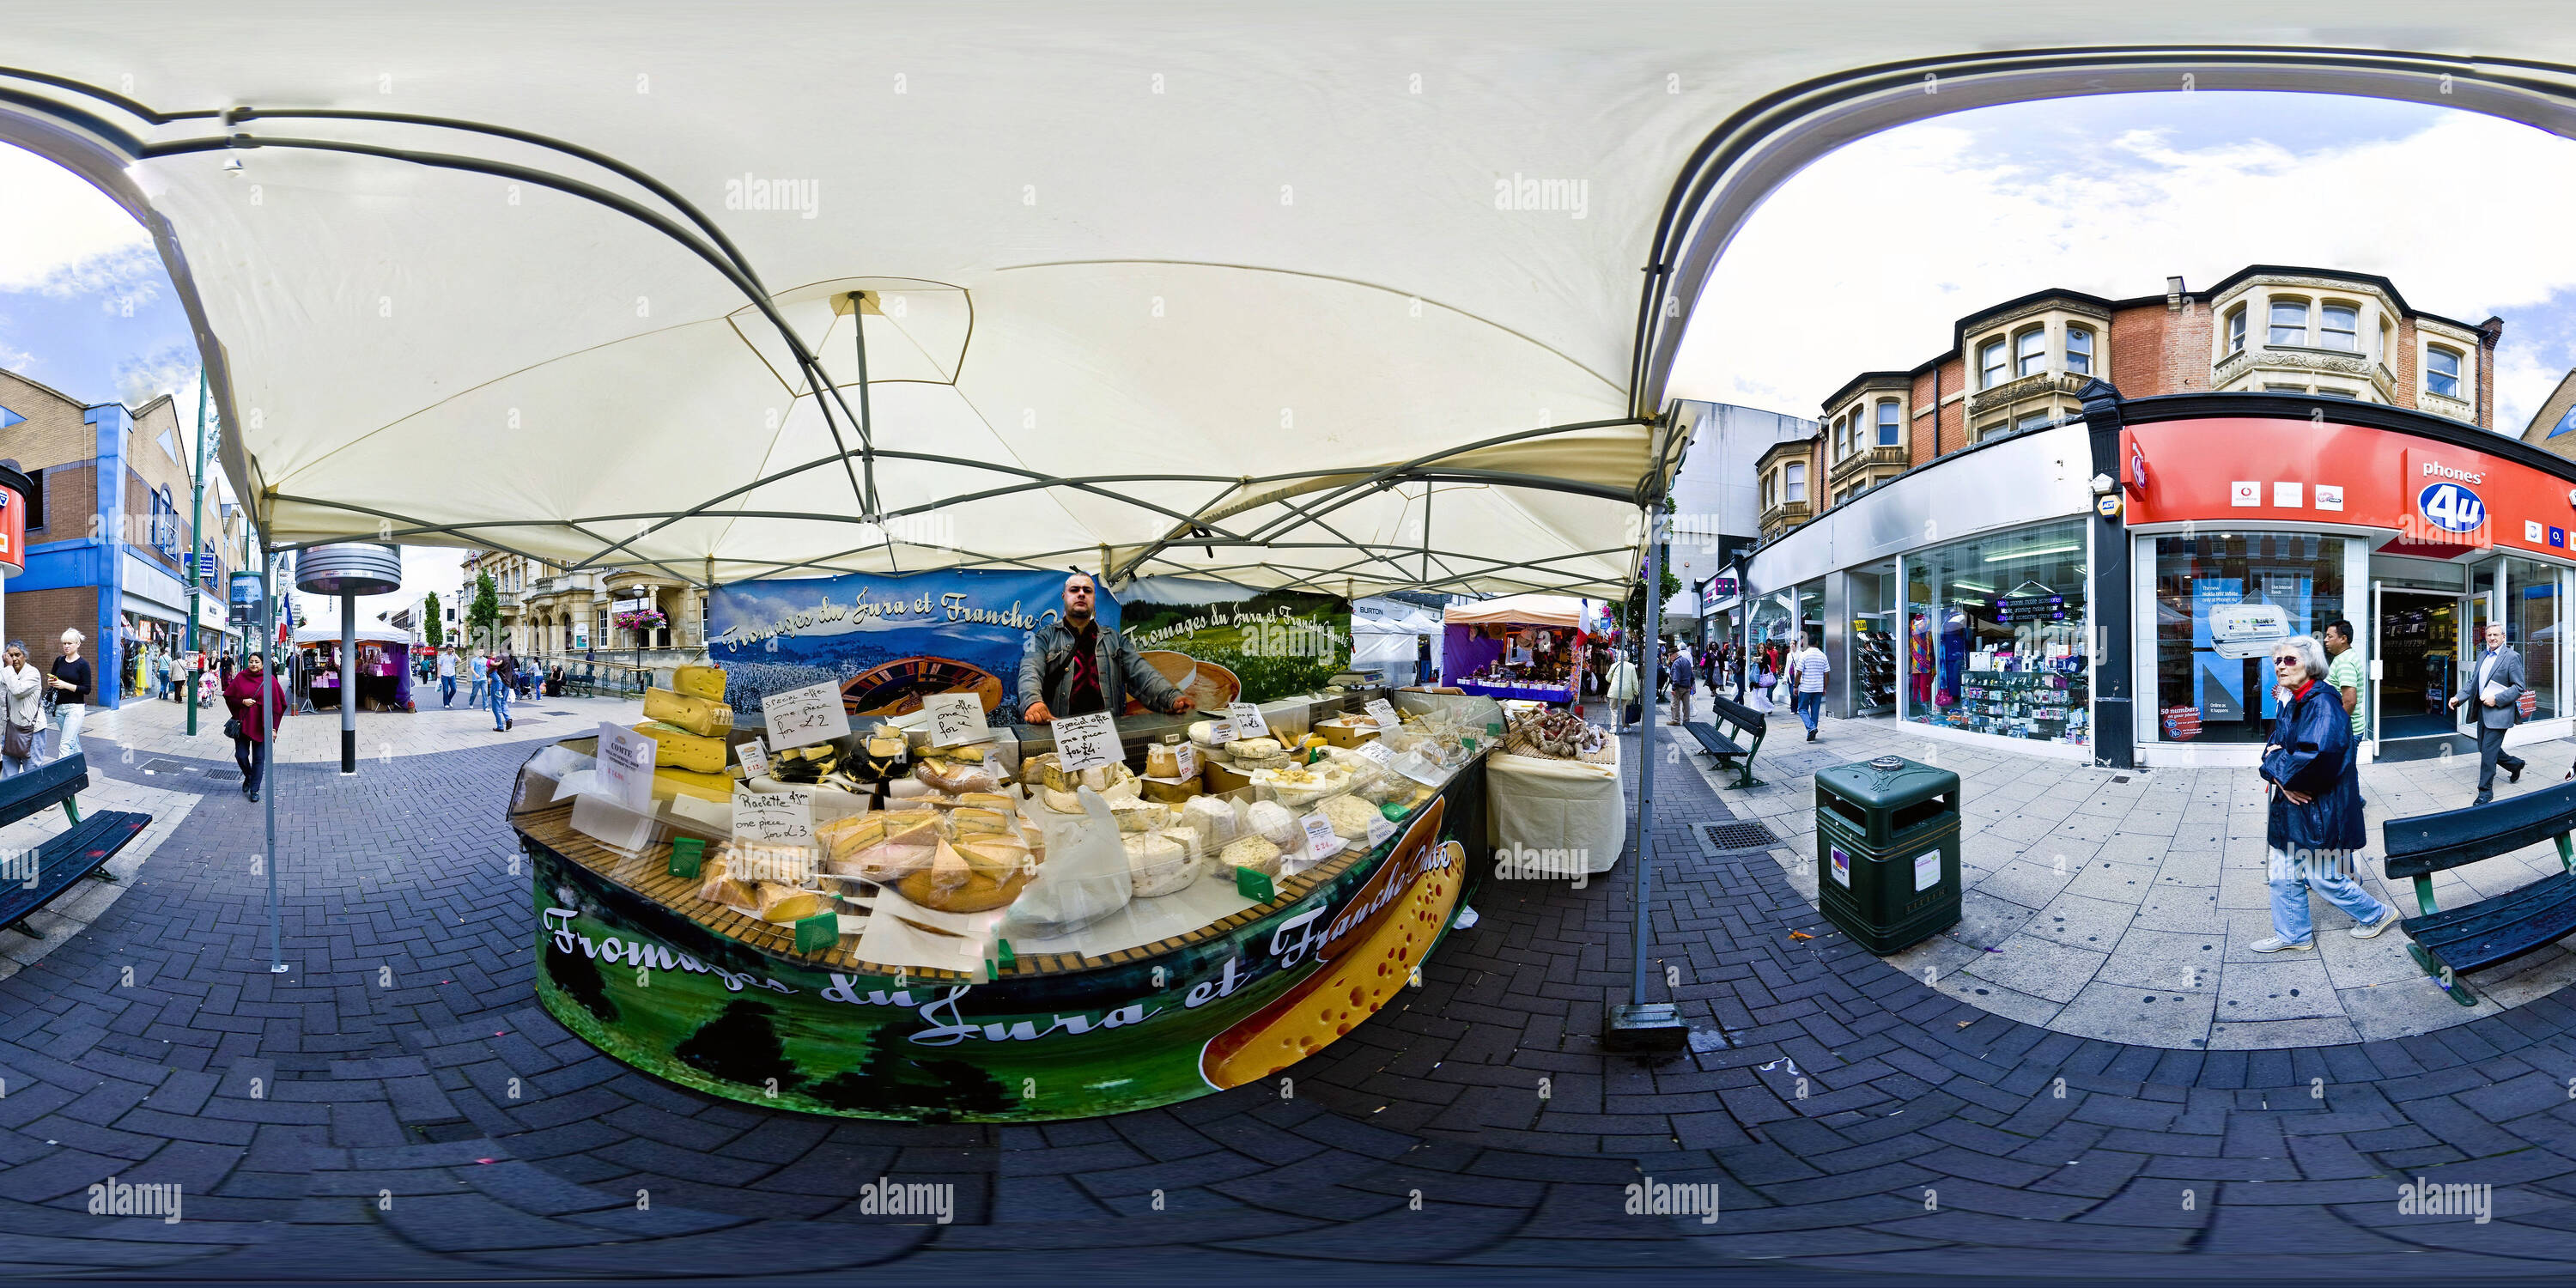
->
[2422, 461, 2487, 486]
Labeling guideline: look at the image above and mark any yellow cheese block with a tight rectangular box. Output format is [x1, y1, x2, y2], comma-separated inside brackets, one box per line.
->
[642, 687, 735, 738]
[671, 665, 727, 701]
[635, 720, 727, 774]
[651, 766, 737, 803]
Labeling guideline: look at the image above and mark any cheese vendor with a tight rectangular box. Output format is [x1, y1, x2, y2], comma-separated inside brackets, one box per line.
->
[1018, 572, 1195, 723]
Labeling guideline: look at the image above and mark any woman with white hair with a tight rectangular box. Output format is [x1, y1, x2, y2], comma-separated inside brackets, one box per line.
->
[48, 629, 92, 761]
[2251, 633, 2397, 952]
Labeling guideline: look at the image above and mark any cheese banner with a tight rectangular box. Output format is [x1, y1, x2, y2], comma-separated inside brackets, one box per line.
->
[528, 762, 1485, 1121]
[1114, 584, 1352, 711]
[706, 568, 1119, 725]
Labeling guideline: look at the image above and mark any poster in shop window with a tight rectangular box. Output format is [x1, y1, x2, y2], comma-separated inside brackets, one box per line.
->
[2190, 580, 2245, 726]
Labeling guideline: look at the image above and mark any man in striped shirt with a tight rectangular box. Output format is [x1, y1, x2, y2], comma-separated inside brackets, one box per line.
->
[1791, 635, 1829, 741]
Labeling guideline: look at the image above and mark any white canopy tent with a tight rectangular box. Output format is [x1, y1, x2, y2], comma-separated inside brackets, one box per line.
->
[1445, 594, 1587, 631]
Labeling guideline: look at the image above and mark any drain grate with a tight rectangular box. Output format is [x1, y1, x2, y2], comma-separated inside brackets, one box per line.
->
[140, 758, 191, 775]
[204, 769, 242, 781]
[1704, 822, 1778, 850]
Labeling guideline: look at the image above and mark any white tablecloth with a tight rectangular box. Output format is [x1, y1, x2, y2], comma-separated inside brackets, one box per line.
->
[1485, 738, 1625, 873]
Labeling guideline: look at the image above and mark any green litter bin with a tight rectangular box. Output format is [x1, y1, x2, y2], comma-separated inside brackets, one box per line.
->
[1814, 755, 1962, 953]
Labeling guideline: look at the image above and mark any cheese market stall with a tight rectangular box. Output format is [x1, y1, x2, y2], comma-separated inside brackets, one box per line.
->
[518, 666, 1500, 1121]
[292, 625, 415, 714]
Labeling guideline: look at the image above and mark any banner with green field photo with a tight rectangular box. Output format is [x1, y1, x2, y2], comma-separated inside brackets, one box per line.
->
[1111, 578, 1352, 713]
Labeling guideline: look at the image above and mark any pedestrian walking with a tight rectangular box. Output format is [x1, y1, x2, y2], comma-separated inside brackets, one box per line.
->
[2251, 635, 2396, 952]
[467, 651, 488, 707]
[488, 653, 514, 732]
[437, 648, 457, 707]
[2322, 618, 2366, 741]
[224, 651, 289, 804]
[1668, 641, 1698, 726]
[0, 643, 44, 777]
[2451, 622, 2527, 805]
[1607, 647, 1641, 732]
[48, 629, 91, 759]
[1791, 634, 1829, 740]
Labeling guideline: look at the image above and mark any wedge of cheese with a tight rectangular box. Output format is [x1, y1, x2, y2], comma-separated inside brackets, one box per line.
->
[651, 766, 737, 803]
[753, 882, 829, 923]
[671, 664, 727, 701]
[634, 720, 727, 775]
[642, 687, 735, 738]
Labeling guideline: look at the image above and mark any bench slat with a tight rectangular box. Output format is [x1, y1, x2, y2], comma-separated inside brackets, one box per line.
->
[2403, 870, 2576, 974]
[2383, 780, 2576, 878]
[0, 811, 150, 931]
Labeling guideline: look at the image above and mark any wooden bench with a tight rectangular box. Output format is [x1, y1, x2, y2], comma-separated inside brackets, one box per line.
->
[1684, 693, 1768, 790]
[2381, 781, 2576, 1007]
[0, 755, 154, 940]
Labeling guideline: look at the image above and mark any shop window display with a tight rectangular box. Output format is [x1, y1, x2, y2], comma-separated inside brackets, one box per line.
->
[1903, 519, 2087, 744]
[2507, 557, 2559, 721]
[2152, 532, 2345, 744]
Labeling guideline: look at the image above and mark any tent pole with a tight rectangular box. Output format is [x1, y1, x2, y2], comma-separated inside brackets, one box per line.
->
[263, 552, 284, 975]
[1607, 501, 1686, 1050]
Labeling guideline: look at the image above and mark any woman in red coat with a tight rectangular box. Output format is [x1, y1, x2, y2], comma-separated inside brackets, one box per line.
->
[225, 652, 289, 803]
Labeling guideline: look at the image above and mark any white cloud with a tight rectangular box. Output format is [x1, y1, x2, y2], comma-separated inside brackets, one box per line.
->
[1668, 103, 2576, 434]
[0, 144, 152, 294]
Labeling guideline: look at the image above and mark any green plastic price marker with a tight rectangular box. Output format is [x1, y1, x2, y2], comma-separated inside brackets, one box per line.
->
[1235, 865, 1277, 903]
[665, 836, 706, 879]
[996, 939, 1017, 969]
[792, 910, 838, 953]
[1487, 722, 1504, 738]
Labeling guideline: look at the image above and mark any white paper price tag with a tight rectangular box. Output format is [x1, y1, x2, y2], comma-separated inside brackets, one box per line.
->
[735, 735, 770, 780]
[1053, 711, 1122, 774]
[761, 681, 851, 751]
[732, 787, 814, 847]
[1226, 702, 1269, 739]
[1206, 716, 1235, 744]
[592, 722, 656, 811]
[1356, 740, 1395, 768]
[1301, 812, 1339, 862]
[1364, 814, 1395, 848]
[1365, 698, 1400, 730]
[1174, 742, 1199, 779]
[923, 691, 986, 746]
[1392, 750, 1445, 786]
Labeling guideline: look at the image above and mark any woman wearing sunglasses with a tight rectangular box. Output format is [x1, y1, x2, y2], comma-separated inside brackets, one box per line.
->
[2251, 635, 2397, 952]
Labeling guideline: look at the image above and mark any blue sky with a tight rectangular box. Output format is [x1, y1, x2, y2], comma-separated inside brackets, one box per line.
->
[1671, 90, 2576, 435]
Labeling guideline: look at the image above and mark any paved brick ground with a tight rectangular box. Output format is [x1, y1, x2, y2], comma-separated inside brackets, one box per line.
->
[1, 722, 2573, 1279]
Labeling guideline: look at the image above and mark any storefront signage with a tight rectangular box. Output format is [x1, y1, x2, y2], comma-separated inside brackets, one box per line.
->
[1993, 594, 2072, 623]
[2117, 421, 2576, 559]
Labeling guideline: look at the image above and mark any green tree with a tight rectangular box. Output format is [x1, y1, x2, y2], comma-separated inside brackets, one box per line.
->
[466, 573, 501, 651]
[422, 591, 443, 647]
[1622, 555, 1683, 636]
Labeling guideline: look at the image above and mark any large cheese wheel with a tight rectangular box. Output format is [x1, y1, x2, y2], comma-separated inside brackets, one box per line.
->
[642, 687, 735, 738]
[635, 720, 727, 774]
[1200, 839, 1461, 1090]
[671, 665, 727, 701]
[651, 766, 737, 803]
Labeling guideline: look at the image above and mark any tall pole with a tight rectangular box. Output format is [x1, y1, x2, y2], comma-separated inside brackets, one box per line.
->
[262, 551, 283, 974]
[1632, 519, 1662, 1007]
[185, 374, 210, 736]
[339, 591, 357, 775]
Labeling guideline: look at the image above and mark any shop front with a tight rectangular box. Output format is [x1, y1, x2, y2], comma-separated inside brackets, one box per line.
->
[2121, 400, 2576, 767]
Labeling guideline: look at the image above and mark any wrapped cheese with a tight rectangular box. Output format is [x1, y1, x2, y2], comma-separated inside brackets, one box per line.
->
[885, 777, 933, 799]
[1247, 800, 1300, 849]
[1321, 793, 1382, 841]
[1219, 833, 1283, 878]
[1123, 829, 1198, 897]
[917, 754, 1006, 795]
[956, 791, 1018, 811]
[895, 836, 1032, 913]
[1230, 737, 1284, 759]
[753, 882, 829, 924]
[816, 814, 888, 860]
[634, 720, 727, 775]
[1188, 720, 1230, 749]
[694, 860, 760, 913]
[1145, 743, 1187, 779]
[642, 687, 736, 738]
[1178, 795, 1241, 850]
[945, 806, 1011, 837]
[1109, 798, 1168, 834]
[671, 664, 727, 701]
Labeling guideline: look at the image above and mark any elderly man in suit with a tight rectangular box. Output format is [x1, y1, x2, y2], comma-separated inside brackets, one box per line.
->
[2451, 622, 2528, 805]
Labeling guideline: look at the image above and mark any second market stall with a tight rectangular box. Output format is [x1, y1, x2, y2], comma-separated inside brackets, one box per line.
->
[1443, 594, 1590, 704]
[293, 625, 416, 713]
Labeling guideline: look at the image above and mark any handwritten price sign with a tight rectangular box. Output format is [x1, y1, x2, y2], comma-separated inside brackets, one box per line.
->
[922, 692, 986, 746]
[1225, 702, 1269, 739]
[732, 787, 815, 847]
[1365, 698, 1400, 731]
[592, 722, 656, 811]
[1053, 711, 1122, 774]
[761, 681, 851, 751]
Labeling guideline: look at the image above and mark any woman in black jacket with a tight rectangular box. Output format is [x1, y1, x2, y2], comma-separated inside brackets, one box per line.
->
[2251, 634, 2397, 952]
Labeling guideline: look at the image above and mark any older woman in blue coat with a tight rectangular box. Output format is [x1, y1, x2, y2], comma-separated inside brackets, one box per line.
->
[2251, 634, 2399, 952]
